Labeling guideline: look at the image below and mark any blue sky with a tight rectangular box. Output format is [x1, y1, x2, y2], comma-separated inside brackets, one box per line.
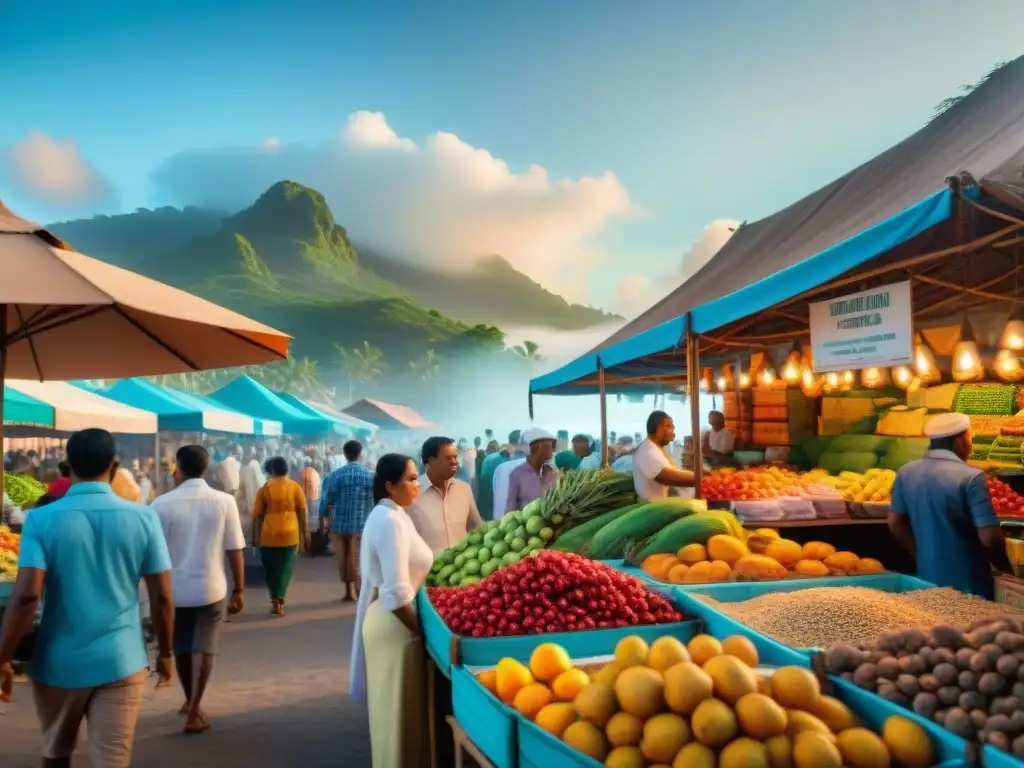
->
[2, 0, 1023, 315]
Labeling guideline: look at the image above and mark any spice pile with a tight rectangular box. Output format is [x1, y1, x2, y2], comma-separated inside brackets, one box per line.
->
[693, 587, 1023, 649]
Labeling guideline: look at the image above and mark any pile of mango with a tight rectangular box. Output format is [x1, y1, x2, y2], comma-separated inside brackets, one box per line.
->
[811, 468, 895, 504]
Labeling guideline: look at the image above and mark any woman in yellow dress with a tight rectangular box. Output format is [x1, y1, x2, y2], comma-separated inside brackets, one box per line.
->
[253, 456, 309, 616]
[350, 453, 432, 768]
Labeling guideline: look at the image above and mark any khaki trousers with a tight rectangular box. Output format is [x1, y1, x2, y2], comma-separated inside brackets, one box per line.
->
[32, 668, 147, 767]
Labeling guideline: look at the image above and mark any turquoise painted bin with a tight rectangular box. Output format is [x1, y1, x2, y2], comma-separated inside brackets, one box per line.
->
[450, 619, 702, 768]
[983, 745, 1024, 768]
[419, 583, 689, 679]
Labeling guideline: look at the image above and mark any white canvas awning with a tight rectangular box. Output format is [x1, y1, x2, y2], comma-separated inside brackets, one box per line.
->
[6, 379, 157, 434]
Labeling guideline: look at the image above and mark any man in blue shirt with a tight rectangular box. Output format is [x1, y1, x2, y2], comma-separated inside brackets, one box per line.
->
[890, 412, 1010, 599]
[0, 428, 174, 768]
[319, 440, 374, 601]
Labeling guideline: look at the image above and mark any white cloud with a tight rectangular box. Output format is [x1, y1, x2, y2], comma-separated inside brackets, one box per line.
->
[260, 137, 281, 150]
[613, 218, 739, 319]
[150, 111, 633, 296]
[4, 130, 114, 205]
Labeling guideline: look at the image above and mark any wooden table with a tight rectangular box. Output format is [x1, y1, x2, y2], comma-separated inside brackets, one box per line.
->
[742, 518, 887, 528]
[447, 715, 497, 768]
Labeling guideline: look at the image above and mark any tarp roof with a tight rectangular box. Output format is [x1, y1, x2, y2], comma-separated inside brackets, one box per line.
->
[5, 379, 157, 434]
[178, 390, 283, 436]
[208, 375, 334, 435]
[532, 56, 1024, 395]
[274, 392, 377, 436]
[103, 378, 266, 435]
[342, 399, 435, 431]
[3, 387, 54, 428]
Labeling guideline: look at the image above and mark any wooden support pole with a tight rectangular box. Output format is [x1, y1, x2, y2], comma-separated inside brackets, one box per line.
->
[598, 360, 609, 467]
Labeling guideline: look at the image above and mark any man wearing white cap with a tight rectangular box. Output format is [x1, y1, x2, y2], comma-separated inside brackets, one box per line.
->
[503, 428, 559, 514]
[889, 412, 1010, 599]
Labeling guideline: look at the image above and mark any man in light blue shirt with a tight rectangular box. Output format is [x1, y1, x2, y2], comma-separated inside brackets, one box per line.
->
[0, 428, 174, 767]
[890, 413, 1010, 599]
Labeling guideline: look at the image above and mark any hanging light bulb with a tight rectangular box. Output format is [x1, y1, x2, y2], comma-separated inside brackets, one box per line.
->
[840, 370, 856, 391]
[800, 366, 823, 397]
[906, 376, 922, 393]
[861, 367, 890, 389]
[781, 343, 802, 387]
[952, 317, 984, 382]
[823, 372, 841, 393]
[754, 352, 777, 389]
[1000, 255, 1024, 351]
[701, 367, 720, 394]
[891, 365, 914, 390]
[913, 333, 941, 384]
[716, 375, 727, 391]
[994, 349, 1024, 382]
[738, 371, 751, 390]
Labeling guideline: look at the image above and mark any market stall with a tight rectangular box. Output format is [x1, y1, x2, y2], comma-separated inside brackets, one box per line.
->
[273, 390, 376, 438]
[103, 377, 262, 434]
[342, 397, 434, 432]
[208, 375, 341, 436]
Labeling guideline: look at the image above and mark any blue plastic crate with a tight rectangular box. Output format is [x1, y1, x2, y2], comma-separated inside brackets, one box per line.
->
[983, 744, 1024, 768]
[419, 584, 697, 678]
[518, 717, 602, 768]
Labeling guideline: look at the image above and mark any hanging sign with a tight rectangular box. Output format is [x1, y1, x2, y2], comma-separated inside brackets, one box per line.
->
[809, 280, 913, 373]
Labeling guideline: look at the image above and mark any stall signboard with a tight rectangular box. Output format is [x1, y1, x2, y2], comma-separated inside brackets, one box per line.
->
[809, 280, 913, 373]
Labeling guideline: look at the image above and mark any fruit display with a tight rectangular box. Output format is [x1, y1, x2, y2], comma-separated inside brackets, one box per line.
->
[825, 615, 1024, 758]
[989, 477, 1024, 519]
[583, 499, 707, 560]
[0, 525, 19, 583]
[701, 466, 819, 502]
[631, 509, 746, 561]
[639, 530, 884, 585]
[953, 384, 1019, 416]
[427, 470, 636, 587]
[428, 552, 684, 637]
[485, 631, 938, 767]
[2, 472, 45, 507]
[818, 468, 896, 504]
[693, 586, 1024, 650]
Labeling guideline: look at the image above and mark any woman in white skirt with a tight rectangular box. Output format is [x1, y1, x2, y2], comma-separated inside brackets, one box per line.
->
[349, 453, 433, 768]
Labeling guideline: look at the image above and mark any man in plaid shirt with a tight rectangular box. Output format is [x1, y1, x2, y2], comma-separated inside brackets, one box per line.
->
[319, 440, 374, 601]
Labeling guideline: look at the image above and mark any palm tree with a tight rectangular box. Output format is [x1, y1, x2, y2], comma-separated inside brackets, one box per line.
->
[261, 356, 324, 398]
[336, 341, 386, 404]
[931, 60, 1012, 122]
[511, 340, 543, 364]
[408, 349, 442, 382]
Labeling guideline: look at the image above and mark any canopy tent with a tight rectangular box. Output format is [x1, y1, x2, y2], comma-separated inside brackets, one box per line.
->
[208, 375, 334, 435]
[4, 379, 156, 434]
[274, 391, 377, 436]
[3, 387, 53, 428]
[178, 391, 283, 436]
[531, 56, 1024, 396]
[102, 378, 273, 435]
[343, 398, 434, 431]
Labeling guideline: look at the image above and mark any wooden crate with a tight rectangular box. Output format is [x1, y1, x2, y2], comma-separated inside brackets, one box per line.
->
[752, 422, 791, 446]
[994, 574, 1024, 611]
[753, 405, 788, 422]
[753, 389, 788, 406]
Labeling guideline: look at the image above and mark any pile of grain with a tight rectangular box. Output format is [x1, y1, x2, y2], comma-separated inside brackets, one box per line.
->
[695, 586, 1023, 649]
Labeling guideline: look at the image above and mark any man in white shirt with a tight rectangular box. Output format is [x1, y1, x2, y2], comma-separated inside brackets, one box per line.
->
[492, 429, 528, 520]
[211, 449, 241, 499]
[634, 411, 697, 501]
[151, 445, 245, 735]
[702, 410, 737, 467]
[410, 437, 483, 554]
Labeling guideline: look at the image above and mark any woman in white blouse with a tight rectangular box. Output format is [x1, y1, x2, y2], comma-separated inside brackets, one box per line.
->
[349, 453, 433, 768]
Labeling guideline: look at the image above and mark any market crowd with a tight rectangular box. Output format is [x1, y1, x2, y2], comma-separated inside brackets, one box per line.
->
[0, 406, 1013, 767]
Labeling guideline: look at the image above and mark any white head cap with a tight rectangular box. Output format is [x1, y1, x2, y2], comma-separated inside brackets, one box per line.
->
[924, 412, 971, 439]
[522, 427, 556, 446]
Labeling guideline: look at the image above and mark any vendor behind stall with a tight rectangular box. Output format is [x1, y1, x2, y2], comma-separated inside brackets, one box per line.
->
[889, 412, 1011, 599]
[701, 410, 737, 468]
[634, 411, 697, 501]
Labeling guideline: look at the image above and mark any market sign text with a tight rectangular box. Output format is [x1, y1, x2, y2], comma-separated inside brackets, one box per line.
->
[808, 280, 913, 373]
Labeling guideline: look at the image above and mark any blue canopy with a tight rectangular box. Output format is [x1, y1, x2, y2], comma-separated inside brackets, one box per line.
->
[208, 376, 332, 435]
[179, 391, 283, 436]
[103, 379, 281, 435]
[532, 57, 1024, 395]
[3, 386, 55, 428]
[274, 392, 377, 436]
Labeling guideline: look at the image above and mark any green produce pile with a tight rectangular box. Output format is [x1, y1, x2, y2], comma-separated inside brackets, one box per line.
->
[427, 469, 635, 587]
[953, 384, 1018, 416]
[3, 472, 46, 507]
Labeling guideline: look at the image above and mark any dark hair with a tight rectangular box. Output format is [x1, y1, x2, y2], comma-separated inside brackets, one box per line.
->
[509, 429, 522, 445]
[373, 453, 413, 503]
[485, 429, 494, 438]
[646, 410, 670, 436]
[175, 445, 210, 480]
[58, 460, 71, 478]
[342, 440, 362, 462]
[66, 428, 117, 479]
[572, 434, 591, 444]
[474, 436, 482, 447]
[421, 436, 455, 465]
[269, 456, 289, 477]
[929, 436, 959, 452]
[708, 410, 724, 419]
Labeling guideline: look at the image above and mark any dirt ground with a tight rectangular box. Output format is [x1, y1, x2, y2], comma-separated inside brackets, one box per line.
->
[1, 556, 372, 767]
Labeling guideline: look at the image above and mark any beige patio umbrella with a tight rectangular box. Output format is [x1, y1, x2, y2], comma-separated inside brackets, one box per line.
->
[0, 201, 292, 499]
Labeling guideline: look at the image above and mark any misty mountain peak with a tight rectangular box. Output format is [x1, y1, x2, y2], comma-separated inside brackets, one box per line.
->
[228, 180, 349, 247]
[474, 254, 515, 272]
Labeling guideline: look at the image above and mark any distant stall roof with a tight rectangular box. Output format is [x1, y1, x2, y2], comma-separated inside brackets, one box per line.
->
[274, 391, 377, 435]
[3, 387, 54, 428]
[208, 375, 332, 435]
[532, 56, 1024, 395]
[103, 378, 260, 434]
[342, 399, 434, 431]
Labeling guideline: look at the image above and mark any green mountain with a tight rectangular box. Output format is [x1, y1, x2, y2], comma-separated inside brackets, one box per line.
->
[47, 182, 617, 331]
